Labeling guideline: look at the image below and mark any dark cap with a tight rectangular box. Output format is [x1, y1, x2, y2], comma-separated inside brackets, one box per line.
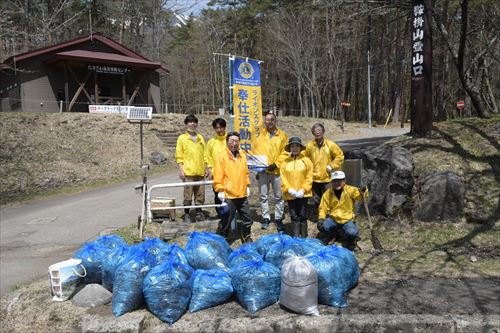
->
[285, 136, 306, 152]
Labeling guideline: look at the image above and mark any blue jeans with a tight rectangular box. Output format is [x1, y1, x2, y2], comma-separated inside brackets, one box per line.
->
[318, 216, 359, 240]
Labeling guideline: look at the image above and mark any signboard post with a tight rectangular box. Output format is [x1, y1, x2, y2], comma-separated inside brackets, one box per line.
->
[340, 101, 351, 133]
[410, 0, 433, 136]
[126, 106, 153, 240]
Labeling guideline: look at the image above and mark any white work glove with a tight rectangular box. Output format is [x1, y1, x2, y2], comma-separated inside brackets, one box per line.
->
[326, 165, 333, 173]
[246, 187, 250, 197]
[287, 188, 298, 197]
[217, 192, 225, 201]
[296, 188, 305, 198]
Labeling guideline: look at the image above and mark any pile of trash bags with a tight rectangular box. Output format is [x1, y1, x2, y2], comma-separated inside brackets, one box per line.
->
[66, 231, 360, 325]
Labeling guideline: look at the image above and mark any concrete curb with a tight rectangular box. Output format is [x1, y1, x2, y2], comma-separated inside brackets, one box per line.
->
[141, 314, 500, 333]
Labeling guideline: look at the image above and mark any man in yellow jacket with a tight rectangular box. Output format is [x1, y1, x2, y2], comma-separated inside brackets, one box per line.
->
[317, 171, 368, 250]
[213, 132, 253, 243]
[305, 123, 344, 211]
[205, 118, 228, 219]
[175, 114, 209, 223]
[280, 137, 313, 238]
[252, 111, 288, 231]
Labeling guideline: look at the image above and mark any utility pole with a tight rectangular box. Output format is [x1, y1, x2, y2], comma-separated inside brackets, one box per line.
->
[410, 0, 433, 136]
[367, 50, 372, 128]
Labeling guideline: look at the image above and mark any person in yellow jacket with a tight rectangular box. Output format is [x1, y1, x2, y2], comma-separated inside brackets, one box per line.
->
[252, 111, 288, 231]
[317, 171, 368, 250]
[175, 114, 209, 223]
[205, 118, 228, 219]
[213, 132, 253, 243]
[305, 123, 344, 210]
[280, 137, 313, 238]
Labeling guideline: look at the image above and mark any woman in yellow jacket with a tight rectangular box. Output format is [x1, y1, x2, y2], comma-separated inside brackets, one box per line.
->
[213, 132, 253, 243]
[317, 171, 368, 250]
[280, 137, 313, 238]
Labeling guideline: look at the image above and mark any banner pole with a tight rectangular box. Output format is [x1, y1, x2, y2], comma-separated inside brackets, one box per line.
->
[228, 55, 234, 132]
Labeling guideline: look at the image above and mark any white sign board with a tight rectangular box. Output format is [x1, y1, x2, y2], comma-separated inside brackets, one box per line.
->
[89, 105, 129, 114]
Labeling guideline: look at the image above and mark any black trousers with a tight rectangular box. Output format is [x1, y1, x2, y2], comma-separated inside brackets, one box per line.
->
[288, 198, 308, 237]
[218, 197, 252, 236]
[312, 181, 332, 205]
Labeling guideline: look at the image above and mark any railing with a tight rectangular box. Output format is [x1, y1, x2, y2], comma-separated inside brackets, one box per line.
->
[146, 180, 225, 223]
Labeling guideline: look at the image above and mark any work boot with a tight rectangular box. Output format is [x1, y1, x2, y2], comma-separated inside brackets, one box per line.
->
[316, 231, 334, 245]
[240, 226, 253, 243]
[275, 219, 285, 234]
[344, 237, 360, 251]
[261, 218, 270, 230]
[300, 222, 308, 238]
[292, 222, 300, 237]
[183, 214, 191, 223]
[195, 211, 205, 222]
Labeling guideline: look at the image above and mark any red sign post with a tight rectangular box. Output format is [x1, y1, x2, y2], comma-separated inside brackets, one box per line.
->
[456, 100, 465, 109]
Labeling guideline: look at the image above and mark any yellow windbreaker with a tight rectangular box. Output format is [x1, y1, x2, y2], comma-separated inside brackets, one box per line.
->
[252, 128, 288, 175]
[305, 138, 344, 183]
[318, 184, 369, 224]
[280, 153, 313, 201]
[175, 132, 206, 177]
[205, 134, 227, 169]
[213, 148, 250, 199]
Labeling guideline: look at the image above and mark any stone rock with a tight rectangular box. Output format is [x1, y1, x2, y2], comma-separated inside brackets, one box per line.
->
[149, 152, 166, 165]
[72, 284, 112, 308]
[81, 311, 145, 333]
[346, 145, 414, 216]
[414, 171, 465, 221]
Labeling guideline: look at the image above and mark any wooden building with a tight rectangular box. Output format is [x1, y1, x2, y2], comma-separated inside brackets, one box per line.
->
[0, 33, 167, 113]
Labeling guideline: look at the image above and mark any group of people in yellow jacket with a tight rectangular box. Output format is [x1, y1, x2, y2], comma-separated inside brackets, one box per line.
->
[175, 113, 368, 249]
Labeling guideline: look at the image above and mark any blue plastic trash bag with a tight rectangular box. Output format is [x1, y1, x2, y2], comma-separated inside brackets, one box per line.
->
[301, 237, 325, 252]
[189, 269, 233, 312]
[112, 248, 157, 317]
[185, 232, 232, 271]
[305, 247, 353, 308]
[255, 234, 292, 256]
[94, 234, 127, 249]
[101, 245, 132, 291]
[73, 243, 110, 284]
[265, 237, 318, 269]
[231, 259, 281, 313]
[228, 245, 262, 268]
[140, 237, 171, 261]
[157, 243, 189, 266]
[143, 261, 193, 324]
[325, 245, 360, 290]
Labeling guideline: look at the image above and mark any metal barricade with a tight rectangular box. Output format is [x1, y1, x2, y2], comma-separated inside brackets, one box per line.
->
[146, 180, 224, 224]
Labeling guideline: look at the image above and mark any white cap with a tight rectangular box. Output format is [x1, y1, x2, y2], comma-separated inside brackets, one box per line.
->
[331, 171, 346, 180]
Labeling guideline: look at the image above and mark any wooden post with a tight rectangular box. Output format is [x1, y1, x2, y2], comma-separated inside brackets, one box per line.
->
[94, 71, 99, 104]
[64, 62, 69, 112]
[410, 0, 433, 136]
[122, 74, 126, 105]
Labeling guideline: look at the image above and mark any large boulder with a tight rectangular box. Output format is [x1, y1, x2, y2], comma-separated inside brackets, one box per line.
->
[414, 171, 465, 221]
[346, 145, 414, 216]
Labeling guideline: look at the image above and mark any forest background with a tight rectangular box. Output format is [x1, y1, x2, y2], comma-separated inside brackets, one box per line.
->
[0, 0, 499, 123]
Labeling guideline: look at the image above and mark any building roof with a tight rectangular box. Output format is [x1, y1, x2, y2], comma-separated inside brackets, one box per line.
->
[46, 50, 163, 70]
[2, 33, 168, 74]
